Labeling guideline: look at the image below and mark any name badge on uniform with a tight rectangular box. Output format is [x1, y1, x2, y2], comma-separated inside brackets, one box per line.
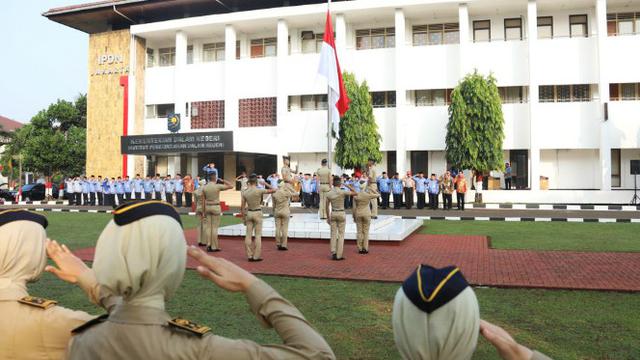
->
[19, 296, 57, 309]
[168, 318, 211, 337]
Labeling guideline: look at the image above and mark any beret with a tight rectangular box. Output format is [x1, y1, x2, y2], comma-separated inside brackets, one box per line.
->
[401, 264, 469, 314]
[112, 200, 182, 227]
[0, 209, 48, 229]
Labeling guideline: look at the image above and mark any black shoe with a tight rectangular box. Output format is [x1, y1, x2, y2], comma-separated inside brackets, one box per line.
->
[371, 216, 378, 219]
[279, 247, 288, 251]
[211, 248, 221, 252]
[206, 246, 214, 252]
[363, 249, 369, 254]
[277, 245, 282, 250]
[249, 258, 263, 262]
[198, 243, 206, 247]
[358, 249, 364, 254]
[332, 253, 338, 260]
[335, 257, 345, 261]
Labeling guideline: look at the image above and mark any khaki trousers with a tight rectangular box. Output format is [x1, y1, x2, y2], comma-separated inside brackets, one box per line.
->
[204, 205, 221, 249]
[330, 212, 346, 258]
[355, 213, 372, 251]
[318, 184, 331, 219]
[275, 211, 290, 248]
[245, 211, 263, 259]
[369, 184, 378, 217]
[197, 212, 206, 245]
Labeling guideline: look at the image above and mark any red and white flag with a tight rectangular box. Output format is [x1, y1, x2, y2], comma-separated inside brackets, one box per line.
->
[318, 9, 349, 137]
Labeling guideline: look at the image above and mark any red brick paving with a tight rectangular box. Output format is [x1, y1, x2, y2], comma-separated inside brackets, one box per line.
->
[73, 230, 640, 292]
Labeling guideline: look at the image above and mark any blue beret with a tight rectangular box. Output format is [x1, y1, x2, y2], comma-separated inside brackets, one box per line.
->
[0, 209, 48, 229]
[401, 264, 469, 314]
[112, 200, 182, 227]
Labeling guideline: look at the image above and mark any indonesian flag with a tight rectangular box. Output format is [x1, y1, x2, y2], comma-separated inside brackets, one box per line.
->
[318, 10, 350, 137]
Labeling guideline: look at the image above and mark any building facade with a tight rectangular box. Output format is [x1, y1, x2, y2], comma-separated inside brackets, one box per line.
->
[46, 0, 640, 193]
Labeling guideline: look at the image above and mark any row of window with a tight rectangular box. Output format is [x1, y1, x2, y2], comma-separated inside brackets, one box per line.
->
[607, 12, 640, 36]
[147, 83, 640, 117]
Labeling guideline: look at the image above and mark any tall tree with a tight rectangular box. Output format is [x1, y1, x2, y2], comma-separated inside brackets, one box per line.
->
[445, 71, 505, 174]
[334, 72, 382, 170]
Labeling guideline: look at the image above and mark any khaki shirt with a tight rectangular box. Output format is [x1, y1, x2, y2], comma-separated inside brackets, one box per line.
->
[242, 187, 267, 211]
[366, 167, 377, 186]
[0, 271, 113, 360]
[316, 167, 331, 187]
[353, 191, 380, 216]
[273, 187, 296, 215]
[194, 187, 203, 214]
[67, 280, 336, 360]
[202, 183, 227, 205]
[326, 188, 350, 211]
[281, 166, 292, 182]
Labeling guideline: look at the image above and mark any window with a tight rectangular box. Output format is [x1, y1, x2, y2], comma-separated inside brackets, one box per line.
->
[250, 38, 277, 58]
[537, 16, 553, 39]
[236, 41, 241, 59]
[146, 48, 155, 67]
[187, 45, 193, 64]
[504, 18, 523, 41]
[301, 31, 326, 53]
[203, 42, 225, 62]
[610, 83, 640, 101]
[412, 23, 460, 46]
[414, 89, 452, 106]
[371, 91, 396, 108]
[356, 28, 395, 50]
[499, 87, 527, 104]
[473, 20, 491, 42]
[538, 85, 592, 102]
[607, 13, 640, 36]
[569, 15, 588, 38]
[239, 97, 277, 127]
[145, 104, 175, 118]
[611, 149, 621, 187]
[288, 95, 328, 111]
[159, 47, 176, 66]
[191, 100, 225, 129]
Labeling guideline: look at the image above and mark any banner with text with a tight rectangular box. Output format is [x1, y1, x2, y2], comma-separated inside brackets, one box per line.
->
[121, 131, 233, 154]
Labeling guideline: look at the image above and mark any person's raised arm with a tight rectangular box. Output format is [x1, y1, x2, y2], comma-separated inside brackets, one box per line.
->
[480, 320, 552, 360]
[222, 179, 234, 190]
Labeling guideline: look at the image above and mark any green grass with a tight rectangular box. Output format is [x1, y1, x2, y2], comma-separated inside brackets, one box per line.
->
[420, 220, 640, 252]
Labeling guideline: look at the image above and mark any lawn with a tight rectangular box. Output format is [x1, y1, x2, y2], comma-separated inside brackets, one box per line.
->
[27, 212, 640, 359]
[420, 220, 640, 252]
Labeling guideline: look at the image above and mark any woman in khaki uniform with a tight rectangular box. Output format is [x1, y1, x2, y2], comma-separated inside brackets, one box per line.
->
[202, 176, 234, 252]
[194, 179, 207, 247]
[53, 200, 335, 360]
[0, 209, 113, 360]
[241, 175, 276, 261]
[325, 176, 357, 260]
[351, 183, 380, 255]
[272, 183, 298, 251]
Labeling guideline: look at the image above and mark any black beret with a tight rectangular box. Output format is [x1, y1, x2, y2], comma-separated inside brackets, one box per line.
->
[112, 200, 182, 227]
[401, 264, 469, 314]
[0, 209, 48, 229]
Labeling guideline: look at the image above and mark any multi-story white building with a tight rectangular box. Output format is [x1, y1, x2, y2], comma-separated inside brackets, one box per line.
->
[45, 0, 640, 202]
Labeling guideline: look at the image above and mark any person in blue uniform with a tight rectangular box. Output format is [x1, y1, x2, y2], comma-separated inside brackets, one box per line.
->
[123, 176, 132, 201]
[143, 175, 153, 200]
[81, 176, 90, 206]
[101, 177, 110, 206]
[427, 173, 440, 210]
[133, 174, 143, 200]
[174, 174, 184, 207]
[95, 176, 104, 206]
[301, 174, 313, 209]
[88, 175, 97, 206]
[202, 162, 218, 182]
[108, 177, 117, 207]
[414, 172, 427, 209]
[164, 175, 175, 204]
[115, 177, 125, 205]
[311, 175, 319, 209]
[391, 173, 404, 209]
[378, 172, 391, 209]
[153, 174, 163, 200]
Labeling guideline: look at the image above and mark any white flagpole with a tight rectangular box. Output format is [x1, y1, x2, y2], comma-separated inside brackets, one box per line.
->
[327, 0, 332, 171]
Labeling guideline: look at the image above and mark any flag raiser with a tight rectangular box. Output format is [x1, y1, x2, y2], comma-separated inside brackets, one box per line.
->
[317, 9, 350, 138]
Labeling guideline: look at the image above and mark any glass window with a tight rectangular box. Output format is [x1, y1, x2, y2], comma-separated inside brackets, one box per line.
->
[621, 83, 637, 100]
[537, 16, 553, 39]
[146, 48, 155, 67]
[145, 105, 156, 118]
[264, 38, 277, 57]
[156, 104, 175, 118]
[301, 31, 316, 53]
[317, 94, 328, 110]
[607, 13, 640, 36]
[539, 85, 594, 102]
[236, 41, 241, 60]
[414, 89, 452, 106]
[159, 47, 175, 66]
[569, 14, 588, 38]
[557, 85, 571, 102]
[539, 86, 555, 102]
[203, 42, 225, 62]
[187, 45, 193, 64]
[611, 148, 621, 187]
[572, 84, 590, 102]
[499, 87, 525, 103]
[301, 95, 316, 110]
[412, 25, 428, 46]
[610, 83, 620, 101]
[504, 18, 522, 41]
[473, 20, 491, 42]
[371, 91, 396, 108]
[250, 38, 277, 58]
[356, 28, 395, 50]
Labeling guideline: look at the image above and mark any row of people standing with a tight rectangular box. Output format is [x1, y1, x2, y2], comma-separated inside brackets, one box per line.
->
[377, 171, 469, 211]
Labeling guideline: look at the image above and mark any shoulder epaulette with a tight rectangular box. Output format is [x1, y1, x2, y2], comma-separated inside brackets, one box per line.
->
[168, 318, 211, 337]
[18, 296, 57, 309]
[71, 314, 109, 334]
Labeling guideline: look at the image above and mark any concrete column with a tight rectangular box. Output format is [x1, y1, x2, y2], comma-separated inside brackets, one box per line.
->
[276, 19, 289, 159]
[174, 31, 188, 133]
[336, 14, 347, 54]
[527, 0, 541, 190]
[596, 0, 611, 190]
[458, 3, 470, 77]
[127, 34, 137, 178]
[190, 156, 199, 178]
[395, 8, 407, 175]
[224, 25, 238, 130]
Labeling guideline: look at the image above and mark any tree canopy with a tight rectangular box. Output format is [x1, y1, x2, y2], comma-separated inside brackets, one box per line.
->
[334, 72, 383, 170]
[445, 71, 505, 173]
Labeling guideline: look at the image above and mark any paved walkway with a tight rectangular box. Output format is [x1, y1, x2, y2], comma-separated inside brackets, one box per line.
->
[73, 229, 640, 292]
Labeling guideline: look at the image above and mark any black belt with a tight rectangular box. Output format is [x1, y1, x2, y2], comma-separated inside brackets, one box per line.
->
[206, 201, 220, 205]
[248, 209, 261, 212]
[332, 209, 345, 212]
[320, 182, 329, 185]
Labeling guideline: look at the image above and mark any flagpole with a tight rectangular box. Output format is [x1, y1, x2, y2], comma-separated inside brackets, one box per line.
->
[327, 0, 333, 172]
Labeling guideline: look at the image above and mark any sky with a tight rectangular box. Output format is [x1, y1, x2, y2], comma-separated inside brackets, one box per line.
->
[0, 1, 89, 123]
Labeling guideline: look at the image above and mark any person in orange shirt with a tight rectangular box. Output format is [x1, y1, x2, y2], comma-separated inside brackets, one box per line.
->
[183, 174, 195, 208]
[455, 173, 468, 210]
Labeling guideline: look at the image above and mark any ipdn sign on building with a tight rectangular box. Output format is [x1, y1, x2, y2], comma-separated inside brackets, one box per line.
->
[121, 131, 234, 154]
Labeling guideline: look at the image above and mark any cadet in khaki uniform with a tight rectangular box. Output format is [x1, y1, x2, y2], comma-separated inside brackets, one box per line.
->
[241, 175, 276, 261]
[366, 159, 379, 218]
[316, 159, 332, 219]
[325, 176, 357, 261]
[0, 209, 114, 360]
[194, 179, 207, 247]
[272, 182, 298, 251]
[59, 200, 335, 360]
[281, 156, 296, 194]
[202, 175, 234, 252]
[352, 183, 380, 254]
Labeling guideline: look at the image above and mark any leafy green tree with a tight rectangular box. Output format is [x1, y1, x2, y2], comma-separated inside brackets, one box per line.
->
[445, 71, 505, 174]
[334, 72, 382, 170]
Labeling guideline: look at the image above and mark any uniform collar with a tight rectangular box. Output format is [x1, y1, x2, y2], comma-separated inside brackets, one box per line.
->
[0, 286, 29, 301]
[108, 304, 171, 325]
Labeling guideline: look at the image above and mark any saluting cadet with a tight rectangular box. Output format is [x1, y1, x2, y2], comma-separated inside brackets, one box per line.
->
[194, 179, 207, 247]
[272, 182, 297, 251]
[316, 160, 331, 218]
[164, 175, 175, 204]
[352, 183, 380, 254]
[202, 162, 218, 182]
[82, 176, 91, 206]
[96, 176, 104, 206]
[326, 176, 357, 261]
[102, 178, 111, 206]
[133, 174, 143, 200]
[64, 177, 73, 205]
[0, 209, 114, 359]
[143, 175, 153, 200]
[201, 175, 233, 252]
[414, 172, 427, 209]
[58, 201, 335, 360]
[427, 174, 440, 210]
[123, 176, 132, 201]
[256, 175, 266, 190]
[86, 176, 95, 206]
[280, 156, 296, 193]
[115, 177, 125, 205]
[73, 176, 83, 206]
[391, 173, 404, 209]
[153, 174, 163, 200]
[241, 174, 276, 262]
[108, 177, 117, 207]
[378, 172, 391, 209]
[365, 159, 379, 218]
[174, 174, 184, 207]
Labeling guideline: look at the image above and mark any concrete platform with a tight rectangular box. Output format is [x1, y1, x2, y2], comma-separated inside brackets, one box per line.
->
[218, 213, 422, 241]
